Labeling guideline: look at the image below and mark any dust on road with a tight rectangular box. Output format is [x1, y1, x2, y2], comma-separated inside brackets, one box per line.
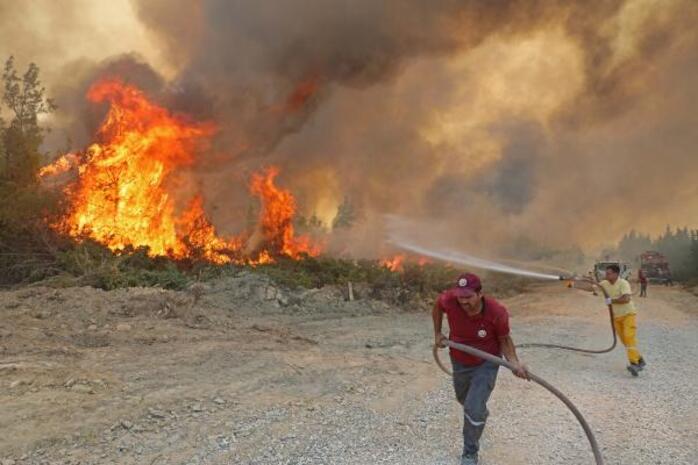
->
[1, 276, 696, 465]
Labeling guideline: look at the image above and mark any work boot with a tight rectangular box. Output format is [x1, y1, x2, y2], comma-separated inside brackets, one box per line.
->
[627, 363, 640, 377]
[638, 357, 647, 369]
[460, 453, 478, 465]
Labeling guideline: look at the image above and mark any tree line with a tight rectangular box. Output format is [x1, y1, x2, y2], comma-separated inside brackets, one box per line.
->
[612, 226, 698, 282]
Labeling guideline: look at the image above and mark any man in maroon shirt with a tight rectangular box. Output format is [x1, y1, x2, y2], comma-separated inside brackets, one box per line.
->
[433, 272, 528, 465]
[638, 269, 648, 297]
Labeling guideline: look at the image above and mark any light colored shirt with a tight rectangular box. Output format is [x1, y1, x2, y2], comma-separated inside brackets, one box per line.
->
[599, 278, 636, 317]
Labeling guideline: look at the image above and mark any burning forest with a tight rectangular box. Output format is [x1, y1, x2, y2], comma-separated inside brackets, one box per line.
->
[2, 4, 698, 464]
[1, 0, 697, 286]
[39, 79, 321, 266]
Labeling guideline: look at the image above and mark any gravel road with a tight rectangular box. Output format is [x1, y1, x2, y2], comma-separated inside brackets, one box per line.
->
[1, 278, 696, 465]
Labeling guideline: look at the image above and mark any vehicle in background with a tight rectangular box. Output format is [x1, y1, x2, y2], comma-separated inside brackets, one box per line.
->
[593, 261, 632, 282]
[639, 251, 672, 284]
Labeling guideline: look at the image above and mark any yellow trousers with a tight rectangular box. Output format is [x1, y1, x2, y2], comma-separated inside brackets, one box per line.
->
[613, 313, 641, 364]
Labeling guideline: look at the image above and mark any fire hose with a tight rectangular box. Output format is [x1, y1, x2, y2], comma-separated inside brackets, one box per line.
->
[432, 277, 612, 465]
[517, 277, 617, 353]
[433, 342, 604, 465]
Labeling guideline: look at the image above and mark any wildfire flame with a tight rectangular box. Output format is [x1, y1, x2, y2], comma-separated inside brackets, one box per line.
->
[250, 167, 321, 259]
[41, 78, 319, 264]
[379, 254, 431, 271]
[381, 254, 405, 272]
[176, 195, 242, 264]
[38, 153, 80, 177]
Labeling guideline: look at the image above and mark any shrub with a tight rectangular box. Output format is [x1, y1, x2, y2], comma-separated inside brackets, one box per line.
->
[48, 241, 189, 290]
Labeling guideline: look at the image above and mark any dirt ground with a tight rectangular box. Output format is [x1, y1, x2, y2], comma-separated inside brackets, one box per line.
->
[1, 274, 697, 465]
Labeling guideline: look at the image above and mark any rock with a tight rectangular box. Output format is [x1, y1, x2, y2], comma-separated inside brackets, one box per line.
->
[252, 285, 267, 301]
[120, 419, 133, 430]
[191, 404, 203, 412]
[213, 397, 225, 405]
[132, 424, 146, 433]
[265, 286, 280, 301]
[9, 380, 25, 389]
[33, 310, 50, 320]
[46, 290, 64, 301]
[115, 323, 132, 331]
[126, 290, 169, 316]
[148, 408, 166, 419]
[277, 293, 290, 307]
[188, 282, 209, 304]
[87, 324, 98, 331]
[70, 384, 94, 394]
[2, 458, 16, 465]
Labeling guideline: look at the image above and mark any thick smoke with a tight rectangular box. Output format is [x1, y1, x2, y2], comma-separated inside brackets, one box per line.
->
[2, 0, 697, 259]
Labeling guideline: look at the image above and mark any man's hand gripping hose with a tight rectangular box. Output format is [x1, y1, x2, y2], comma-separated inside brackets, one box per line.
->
[433, 341, 604, 464]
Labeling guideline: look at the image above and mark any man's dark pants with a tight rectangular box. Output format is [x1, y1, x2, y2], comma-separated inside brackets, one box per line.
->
[451, 357, 500, 456]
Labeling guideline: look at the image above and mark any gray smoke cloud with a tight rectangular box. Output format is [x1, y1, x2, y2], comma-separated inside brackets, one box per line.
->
[2, 0, 697, 260]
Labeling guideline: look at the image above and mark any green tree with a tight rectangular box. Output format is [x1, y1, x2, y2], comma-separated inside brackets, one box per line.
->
[617, 229, 652, 264]
[307, 213, 324, 231]
[1, 56, 56, 184]
[0, 56, 60, 284]
[653, 225, 693, 278]
[332, 195, 357, 229]
[687, 231, 698, 281]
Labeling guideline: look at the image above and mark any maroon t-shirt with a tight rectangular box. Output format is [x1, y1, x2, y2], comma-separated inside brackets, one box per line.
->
[639, 271, 648, 284]
[437, 291, 510, 366]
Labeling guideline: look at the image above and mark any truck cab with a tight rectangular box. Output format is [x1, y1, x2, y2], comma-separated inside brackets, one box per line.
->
[593, 261, 632, 282]
[640, 251, 672, 284]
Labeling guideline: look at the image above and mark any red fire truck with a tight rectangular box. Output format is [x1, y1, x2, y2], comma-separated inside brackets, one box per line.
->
[640, 251, 672, 284]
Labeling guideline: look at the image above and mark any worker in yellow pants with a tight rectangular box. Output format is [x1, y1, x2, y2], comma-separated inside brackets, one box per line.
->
[599, 264, 646, 376]
[613, 313, 641, 365]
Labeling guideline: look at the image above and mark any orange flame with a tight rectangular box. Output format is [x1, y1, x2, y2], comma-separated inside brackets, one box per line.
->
[379, 254, 431, 271]
[250, 167, 321, 259]
[38, 153, 80, 178]
[50, 78, 217, 258]
[381, 254, 405, 272]
[176, 195, 243, 264]
[41, 78, 319, 264]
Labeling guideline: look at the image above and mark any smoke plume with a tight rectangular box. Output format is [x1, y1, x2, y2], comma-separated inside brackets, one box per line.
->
[2, 0, 697, 259]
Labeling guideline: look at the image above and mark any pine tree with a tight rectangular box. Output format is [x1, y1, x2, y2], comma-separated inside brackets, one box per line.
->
[1, 56, 56, 184]
[307, 213, 324, 230]
[332, 196, 357, 229]
[0, 56, 60, 284]
[688, 235, 698, 280]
